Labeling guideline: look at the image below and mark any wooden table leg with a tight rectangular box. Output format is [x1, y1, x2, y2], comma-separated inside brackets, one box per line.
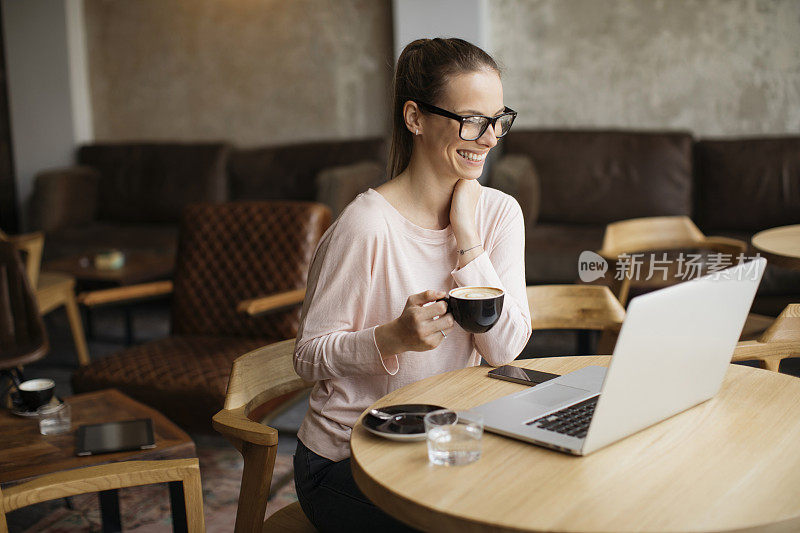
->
[83, 306, 94, 340]
[168, 480, 189, 533]
[124, 307, 135, 345]
[577, 330, 596, 355]
[98, 489, 122, 533]
[62, 287, 91, 366]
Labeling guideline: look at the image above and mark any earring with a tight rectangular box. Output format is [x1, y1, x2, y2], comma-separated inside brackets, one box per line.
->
[415, 129, 419, 136]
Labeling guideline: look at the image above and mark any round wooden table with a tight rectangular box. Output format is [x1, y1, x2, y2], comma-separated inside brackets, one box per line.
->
[350, 357, 800, 532]
[751, 224, 800, 270]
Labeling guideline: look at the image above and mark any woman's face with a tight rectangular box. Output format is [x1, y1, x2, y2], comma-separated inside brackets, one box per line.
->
[418, 69, 505, 181]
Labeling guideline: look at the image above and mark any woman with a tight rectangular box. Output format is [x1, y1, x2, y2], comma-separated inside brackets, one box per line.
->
[293, 38, 531, 531]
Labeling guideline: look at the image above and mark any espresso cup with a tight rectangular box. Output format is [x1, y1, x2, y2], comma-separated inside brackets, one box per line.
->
[17, 378, 55, 412]
[443, 286, 504, 334]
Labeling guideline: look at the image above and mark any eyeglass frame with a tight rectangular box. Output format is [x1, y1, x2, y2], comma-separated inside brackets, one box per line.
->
[411, 99, 517, 141]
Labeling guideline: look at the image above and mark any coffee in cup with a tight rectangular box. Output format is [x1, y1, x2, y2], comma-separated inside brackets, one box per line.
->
[444, 286, 504, 333]
[17, 378, 55, 412]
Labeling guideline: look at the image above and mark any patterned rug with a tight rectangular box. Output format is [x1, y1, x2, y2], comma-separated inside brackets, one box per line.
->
[16, 444, 297, 532]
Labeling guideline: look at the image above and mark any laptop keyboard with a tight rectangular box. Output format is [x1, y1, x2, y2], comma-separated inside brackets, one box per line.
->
[526, 395, 599, 439]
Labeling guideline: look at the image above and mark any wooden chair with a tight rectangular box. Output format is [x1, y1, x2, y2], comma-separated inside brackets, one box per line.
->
[0, 239, 49, 401]
[595, 215, 774, 341]
[0, 230, 90, 366]
[0, 458, 204, 532]
[597, 216, 748, 306]
[732, 304, 800, 372]
[212, 339, 316, 532]
[527, 285, 626, 355]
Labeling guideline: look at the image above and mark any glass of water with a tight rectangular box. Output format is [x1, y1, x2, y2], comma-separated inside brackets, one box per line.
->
[38, 402, 71, 435]
[424, 409, 483, 466]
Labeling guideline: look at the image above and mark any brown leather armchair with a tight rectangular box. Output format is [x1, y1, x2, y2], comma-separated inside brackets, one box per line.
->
[71, 201, 331, 430]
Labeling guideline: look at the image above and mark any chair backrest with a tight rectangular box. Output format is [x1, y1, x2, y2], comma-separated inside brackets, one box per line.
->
[598, 216, 746, 258]
[224, 338, 312, 413]
[599, 216, 706, 257]
[170, 202, 331, 339]
[0, 231, 44, 289]
[0, 240, 48, 369]
[596, 216, 748, 305]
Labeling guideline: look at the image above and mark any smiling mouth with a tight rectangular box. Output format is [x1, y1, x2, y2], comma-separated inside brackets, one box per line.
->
[457, 150, 487, 163]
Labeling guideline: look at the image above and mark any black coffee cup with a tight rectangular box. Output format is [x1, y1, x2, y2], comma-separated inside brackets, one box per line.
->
[17, 378, 55, 412]
[442, 286, 504, 334]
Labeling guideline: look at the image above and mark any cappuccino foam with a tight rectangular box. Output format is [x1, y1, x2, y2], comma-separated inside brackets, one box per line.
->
[450, 286, 503, 300]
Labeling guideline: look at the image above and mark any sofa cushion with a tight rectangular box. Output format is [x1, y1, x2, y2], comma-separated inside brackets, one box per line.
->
[316, 160, 385, 218]
[491, 154, 541, 236]
[228, 137, 385, 202]
[78, 143, 229, 224]
[695, 137, 800, 232]
[30, 166, 99, 232]
[525, 223, 606, 283]
[503, 130, 693, 225]
[43, 222, 179, 260]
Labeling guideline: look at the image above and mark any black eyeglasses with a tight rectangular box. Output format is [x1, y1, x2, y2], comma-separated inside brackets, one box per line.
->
[413, 100, 517, 141]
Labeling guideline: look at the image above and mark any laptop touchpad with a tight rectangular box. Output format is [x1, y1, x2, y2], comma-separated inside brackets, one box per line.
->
[523, 384, 590, 407]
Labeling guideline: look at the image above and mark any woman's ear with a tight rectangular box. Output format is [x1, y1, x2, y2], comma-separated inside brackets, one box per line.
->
[403, 100, 423, 136]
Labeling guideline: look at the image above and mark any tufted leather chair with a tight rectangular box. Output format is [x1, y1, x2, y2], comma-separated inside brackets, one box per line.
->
[71, 202, 331, 430]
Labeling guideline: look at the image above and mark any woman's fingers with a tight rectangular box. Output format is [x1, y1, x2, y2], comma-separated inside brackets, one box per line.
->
[407, 289, 447, 307]
[420, 300, 448, 319]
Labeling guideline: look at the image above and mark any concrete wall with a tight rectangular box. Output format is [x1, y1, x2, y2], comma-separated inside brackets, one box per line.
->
[2, 0, 76, 224]
[490, 0, 800, 136]
[83, 0, 394, 147]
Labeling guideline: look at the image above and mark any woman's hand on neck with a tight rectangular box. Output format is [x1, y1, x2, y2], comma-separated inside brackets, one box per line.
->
[449, 178, 483, 267]
[390, 157, 459, 230]
[394, 159, 484, 268]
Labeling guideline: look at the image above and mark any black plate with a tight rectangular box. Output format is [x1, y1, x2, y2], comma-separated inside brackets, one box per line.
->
[362, 403, 446, 441]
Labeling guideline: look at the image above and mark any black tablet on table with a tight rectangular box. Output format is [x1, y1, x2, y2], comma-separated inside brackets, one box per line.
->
[76, 418, 156, 456]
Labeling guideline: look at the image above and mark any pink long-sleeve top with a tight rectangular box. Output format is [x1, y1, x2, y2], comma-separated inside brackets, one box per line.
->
[294, 187, 531, 461]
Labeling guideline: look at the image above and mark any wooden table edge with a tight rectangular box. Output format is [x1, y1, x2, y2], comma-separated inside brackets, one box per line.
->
[751, 226, 800, 270]
[1, 388, 196, 487]
[351, 357, 610, 533]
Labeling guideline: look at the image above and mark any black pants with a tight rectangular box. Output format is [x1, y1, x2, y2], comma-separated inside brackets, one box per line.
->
[293, 440, 417, 532]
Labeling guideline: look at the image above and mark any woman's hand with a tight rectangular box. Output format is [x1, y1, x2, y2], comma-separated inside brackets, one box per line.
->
[450, 178, 481, 239]
[450, 179, 483, 267]
[375, 290, 454, 355]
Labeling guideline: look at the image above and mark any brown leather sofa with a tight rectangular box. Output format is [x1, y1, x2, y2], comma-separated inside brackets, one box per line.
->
[31, 143, 230, 259]
[491, 130, 800, 313]
[29, 132, 798, 309]
[30, 138, 385, 260]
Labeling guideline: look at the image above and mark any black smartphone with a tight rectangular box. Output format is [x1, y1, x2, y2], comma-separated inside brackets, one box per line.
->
[76, 418, 156, 456]
[487, 365, 560, 386]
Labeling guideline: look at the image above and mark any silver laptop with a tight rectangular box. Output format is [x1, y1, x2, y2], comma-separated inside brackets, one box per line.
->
[471, 258, 766, 456]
